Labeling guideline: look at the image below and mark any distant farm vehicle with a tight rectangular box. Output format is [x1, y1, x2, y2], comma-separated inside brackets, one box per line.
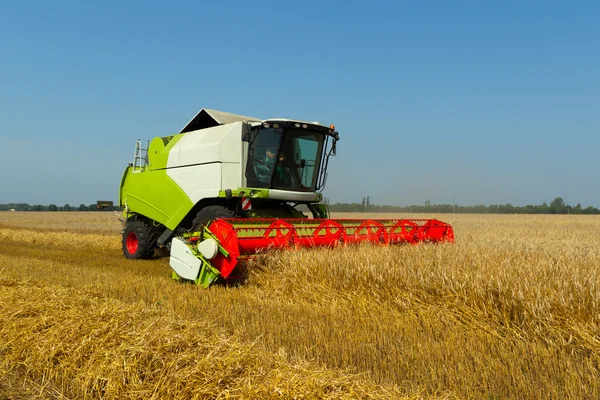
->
[119, 108, 454, 287]
[96, 201, 116, 211]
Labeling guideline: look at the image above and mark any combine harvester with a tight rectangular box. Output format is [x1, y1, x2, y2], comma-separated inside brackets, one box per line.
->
[119, 108, 454, 287]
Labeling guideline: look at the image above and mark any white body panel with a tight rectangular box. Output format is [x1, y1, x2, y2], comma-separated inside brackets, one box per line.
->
[167, 164, 221, 204]
[166, 122, 245, 200]
[170, 237, 202, 280]
[222, 162, 243, 189]
[167, 123, 243, 168]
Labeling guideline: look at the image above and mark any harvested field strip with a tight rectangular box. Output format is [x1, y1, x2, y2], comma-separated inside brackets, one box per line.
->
[0, 279, 406, 400]
[0, 241, 163, 279]
[0, 212, 122, 235]
[0, 227, 120, 251]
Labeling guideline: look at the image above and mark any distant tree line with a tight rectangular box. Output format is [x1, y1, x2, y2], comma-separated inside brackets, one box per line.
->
[1, 197, 598, 215]
[0, 203, 122, 212]
[324, 197, 600, 215]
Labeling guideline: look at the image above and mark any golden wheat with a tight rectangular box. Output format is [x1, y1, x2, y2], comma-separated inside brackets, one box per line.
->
[0, 278, 406, 399]
[1, 212, 599, 398]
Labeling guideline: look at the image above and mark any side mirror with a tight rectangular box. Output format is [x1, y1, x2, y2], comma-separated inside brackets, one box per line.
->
[242, 123, 251, 142]
[300, 159, 307, 168]
[332, 142, 337, 156]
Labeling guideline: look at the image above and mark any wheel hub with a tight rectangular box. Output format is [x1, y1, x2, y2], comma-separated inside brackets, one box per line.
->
[126, 231, 139, 254]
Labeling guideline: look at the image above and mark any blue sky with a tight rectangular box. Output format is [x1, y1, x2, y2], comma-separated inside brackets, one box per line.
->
[0, 1, 598, 207]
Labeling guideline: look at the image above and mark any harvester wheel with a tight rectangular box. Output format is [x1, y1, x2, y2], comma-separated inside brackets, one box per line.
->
[122, 220, 156, 259]
[192, 205, 234, 230]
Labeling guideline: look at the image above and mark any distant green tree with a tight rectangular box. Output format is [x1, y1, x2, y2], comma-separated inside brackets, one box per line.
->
[32, 204, 43, 211]
[550, 197, 567, 214]
[48, 204, 58, 211]
[88, 204, 97, 211]
[63, 204, 71, 212]
[79, 204, 88, 211]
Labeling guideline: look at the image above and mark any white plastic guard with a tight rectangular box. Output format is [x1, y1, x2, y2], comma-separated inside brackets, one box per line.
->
[197, 238, 218, 259]
[170, 237, 202, 281]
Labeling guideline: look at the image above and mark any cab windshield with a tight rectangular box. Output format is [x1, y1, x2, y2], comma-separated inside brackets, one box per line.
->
[246, 126, 325, 192]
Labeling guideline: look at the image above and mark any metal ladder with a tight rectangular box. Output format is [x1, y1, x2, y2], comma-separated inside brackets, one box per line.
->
[132, 139, 149, 172]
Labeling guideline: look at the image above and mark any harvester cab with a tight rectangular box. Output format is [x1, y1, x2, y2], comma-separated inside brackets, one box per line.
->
[119, 108, 454, 287]
[244, 119, 338, 196]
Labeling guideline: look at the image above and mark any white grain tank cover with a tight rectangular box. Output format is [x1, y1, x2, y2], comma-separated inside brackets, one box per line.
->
[180, 108, 260, 133]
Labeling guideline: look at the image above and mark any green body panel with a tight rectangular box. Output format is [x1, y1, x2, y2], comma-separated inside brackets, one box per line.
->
[217, 188, 321, 203]
[147, 134, 184, 170]
[218, 188, 270, 199]
[120, 134, 191, 229]
[218, 188, 321, 204]
[119, 166, 132, 206]
[196, 263, 221, 288]
[120, 167, 194, 230]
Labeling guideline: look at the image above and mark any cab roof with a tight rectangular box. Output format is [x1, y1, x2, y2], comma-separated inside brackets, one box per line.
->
[180, 108, 260, 133]
[180, 108, 328, 133]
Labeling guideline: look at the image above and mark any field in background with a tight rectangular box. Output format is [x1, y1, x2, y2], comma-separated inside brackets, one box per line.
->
[1, 212, 600, 399]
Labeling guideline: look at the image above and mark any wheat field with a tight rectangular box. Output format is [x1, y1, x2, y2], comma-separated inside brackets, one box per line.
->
[1, 211, 599, 399]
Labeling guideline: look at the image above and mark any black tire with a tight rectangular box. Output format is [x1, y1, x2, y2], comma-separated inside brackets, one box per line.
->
[191, 205, 234, 231]
[122, 220, 156, 259]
